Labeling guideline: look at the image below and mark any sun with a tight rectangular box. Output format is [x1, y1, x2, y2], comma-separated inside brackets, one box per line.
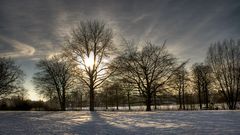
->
[85, 52, 95, 68]
[28, 90, 41, 101]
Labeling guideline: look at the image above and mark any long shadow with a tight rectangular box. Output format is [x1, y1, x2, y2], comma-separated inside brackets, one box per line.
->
[0, 111, 58, 134]
[70, 111, 135, 135]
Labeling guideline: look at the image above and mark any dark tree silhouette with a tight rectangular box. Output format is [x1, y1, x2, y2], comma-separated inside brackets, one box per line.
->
[100, 78, 126, 110]
[171, 65, 189, 110]
[33, 56, 76, 111]
[206, 39, 240, 110]
[0, 57, 24, 98]
[121, 78, 134, 110]
[69, 88, 84, 110]
[192, 63, 212, 109]
[115, 40, 182, 111]
[64, 20, 114, 111]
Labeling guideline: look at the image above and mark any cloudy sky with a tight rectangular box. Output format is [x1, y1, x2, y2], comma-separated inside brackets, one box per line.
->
[0, 0, 240, 100]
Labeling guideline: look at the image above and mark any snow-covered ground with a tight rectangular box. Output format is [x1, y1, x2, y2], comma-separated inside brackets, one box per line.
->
[0, 111, 240, 135]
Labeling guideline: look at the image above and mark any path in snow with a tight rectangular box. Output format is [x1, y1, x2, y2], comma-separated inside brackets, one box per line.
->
[0, 111, 240, 135]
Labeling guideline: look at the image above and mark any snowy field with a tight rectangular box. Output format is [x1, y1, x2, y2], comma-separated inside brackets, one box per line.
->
[0, 111, 240, 135]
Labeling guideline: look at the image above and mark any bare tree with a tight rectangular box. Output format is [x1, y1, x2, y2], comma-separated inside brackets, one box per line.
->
[69, 88, 84, 110]
[0, 57, 24, 98]
[108, 82, 122, 110]
[171, 65, 189, 110]
[115, 40, 182, 111]
[64, 20, 114, 111]
[101, 78, 126, 111]
[33, 56, 76, 111]
[102, 83, 110, 110]
[121, 78, 134, 110]
[206, 39, 240, 110]
[192, 63, 212, 109]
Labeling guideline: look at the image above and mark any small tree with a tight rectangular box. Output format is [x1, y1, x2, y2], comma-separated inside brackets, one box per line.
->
[0, 57, 24, 98]
[121, 78, 134, 110]
[171, 65, 189, 110]
[33, 56, 76, 111]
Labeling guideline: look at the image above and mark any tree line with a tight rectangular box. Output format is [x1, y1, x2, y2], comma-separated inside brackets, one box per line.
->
[1, 20, 240, 111]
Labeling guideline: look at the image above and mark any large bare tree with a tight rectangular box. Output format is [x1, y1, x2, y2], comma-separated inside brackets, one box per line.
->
[206, 39, 240, 110]
[115, 41, 182, 111]
[33, 56, 76, 111]
[0, 57, 24, 98]
[64, 20, 114, 111]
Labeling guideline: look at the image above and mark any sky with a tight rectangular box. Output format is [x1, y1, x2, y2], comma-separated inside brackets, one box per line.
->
[0, 0, 240, 100]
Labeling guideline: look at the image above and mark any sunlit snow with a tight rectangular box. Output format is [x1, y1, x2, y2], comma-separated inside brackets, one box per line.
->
[0, 111, 240, 135]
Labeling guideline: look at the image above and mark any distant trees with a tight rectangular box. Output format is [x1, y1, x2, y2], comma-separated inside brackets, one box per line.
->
[33, 56, 76, 111]
[121, 78, 135, 110]
[206, 39, 240, 110]
[0, 57, 24, 98]
[0, 96, 48, 111]
[102, 81, 123, 110]
[64, 20, 114, 111]
[192, 63, 212, 109]
[171, 65, 189, 110]
[69, 88, 85, 110]
[115, 41, 181, 111]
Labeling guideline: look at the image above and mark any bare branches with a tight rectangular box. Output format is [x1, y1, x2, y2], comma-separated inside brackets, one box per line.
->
[206, 39, 240, 109]
[114, 40, 180, 111]
[0, 57, 24, 98]
[33, 55, 76, 110]
[64, 20, 114, 111]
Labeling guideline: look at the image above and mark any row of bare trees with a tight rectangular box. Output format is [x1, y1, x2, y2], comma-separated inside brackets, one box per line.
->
[27, 21, 240, 111]
[1, 20, 240, 111]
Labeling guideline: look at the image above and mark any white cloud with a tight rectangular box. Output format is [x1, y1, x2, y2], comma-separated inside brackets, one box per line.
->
[0, 35, 35, 58]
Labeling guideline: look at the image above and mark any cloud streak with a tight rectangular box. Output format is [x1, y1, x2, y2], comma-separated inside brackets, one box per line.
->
[0, 35, 35, 58]
[1, 0, 240, 63]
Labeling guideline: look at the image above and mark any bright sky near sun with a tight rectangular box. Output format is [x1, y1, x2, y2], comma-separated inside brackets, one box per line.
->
[0, 0, 240, 100]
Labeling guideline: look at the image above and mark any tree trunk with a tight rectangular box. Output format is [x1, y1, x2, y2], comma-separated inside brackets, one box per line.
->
[105, 91, 108, 110]
[198, 88, 202, 110]
[62, 88, 66, 111]
[60, 103, 66, 111]
[228, 101, 234, 110]
[205, 87, 209, 109]
[116, 88, 119, 110]
[127, 91, 131, 110]
[80, 93, 82, 111]
[182, 87, 185, 110]
[154, 89, 157, 110]
[178, 87, 182, 110]
[146, 98, 151, 111]
[89, 81, 95, 111]
[228, 97, 236, 110]
[223, 91, 238, 110]
[146, 90, 152, 111]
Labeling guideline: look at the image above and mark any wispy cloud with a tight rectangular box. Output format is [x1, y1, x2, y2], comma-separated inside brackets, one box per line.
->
[0, 35, 35, 58]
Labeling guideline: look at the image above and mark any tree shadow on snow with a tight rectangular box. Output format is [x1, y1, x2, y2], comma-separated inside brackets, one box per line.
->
[70, 112, 135, 135]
